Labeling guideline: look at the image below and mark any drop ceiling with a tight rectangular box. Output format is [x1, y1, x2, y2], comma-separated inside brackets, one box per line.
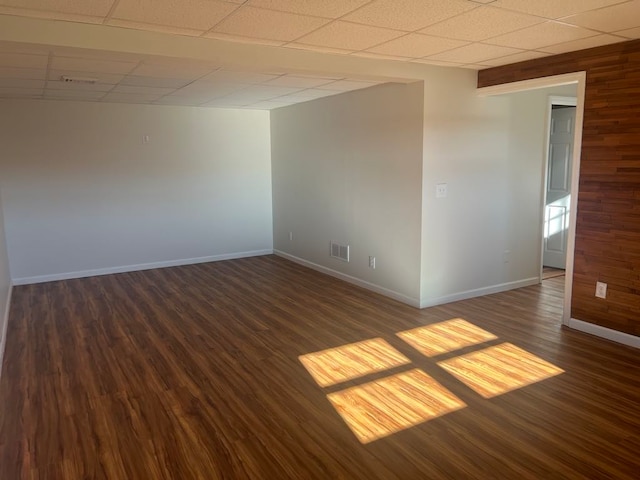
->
[0, 0, 639, 109]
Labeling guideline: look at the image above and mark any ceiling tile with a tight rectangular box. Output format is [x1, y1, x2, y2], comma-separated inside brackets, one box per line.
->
[105, 19, 205, 37]
[0, 78, 45, 88]
[246, 0, 371, 18]
[101, 92, 164, 103]
[561, 1, 640, 32]
[48, 69, 125, 84]
[45, 80, 114, 92]
[366, 33, 468, 58]
[120, 75, 191, 89]
[203, 97, 254, 107]
[486, 21, 598, 50]
[351, 51, 411, 61]
[202, 32, 286, 46]
[112, 0, 238, 31]
[0, 53, 49, 69]
[111, 85, 175, 96]
[0, 0, 113, 16]
[51, 56, 138, 74]
[411, 58, 465, 67]
[247, 100, 294, 110]
[265, 75, 334, 88]
[129, 62, 214, 80]
[44, 89, 107, 100]
[490, 0, 631, 19]
[154, 96, 210, 106]
[283, 88, 340, 99]
[342, 0, 477, 31]
[199, 69, 279, 84]
[0, 66, 46, 80]
[171, 81, 247, 97]
[540, 34, 627, 54]
[212, 7, 329, 42]
[0, 42, 50, 55]
[0, 6, 103, 23]
[419, 6, 545, 41]
[426, 43, 522, 63]
[296, 21, 403, 51]
[481, 50, 550, 66]
[0, 87, 43, 97]
[616, 26, 640, 38]
[318, 79, 378, 91]
[285, 43, 354, 54]
[50, 47, 141, 63]
[229, 84, 304, 99]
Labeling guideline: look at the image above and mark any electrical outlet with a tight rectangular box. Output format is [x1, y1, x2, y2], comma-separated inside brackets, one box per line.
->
[595, 281, 607, 299]
[436, 183, 448, 198]
[503, 250, 511, 264]
[288, 231, 293, 241]
[369, 256, 376, 269]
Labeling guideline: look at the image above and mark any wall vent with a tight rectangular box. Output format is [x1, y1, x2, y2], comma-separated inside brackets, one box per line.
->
[330, 241, 350, 262]
[60, 75, 98, 84]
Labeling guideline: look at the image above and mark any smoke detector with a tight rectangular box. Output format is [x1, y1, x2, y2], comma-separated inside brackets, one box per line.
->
[60, 75, 98, 84]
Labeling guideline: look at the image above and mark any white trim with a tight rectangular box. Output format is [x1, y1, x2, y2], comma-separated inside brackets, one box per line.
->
[476, 71, 587, 326]
[12, 250, 273, 285]
[420, 277, 540, 309]
[476, 72, 583, 97]
[273, 250, 421, 308]
[549, 95, 577, 107]
[568, 318, 640, 349]
[0, 283, 13, 381]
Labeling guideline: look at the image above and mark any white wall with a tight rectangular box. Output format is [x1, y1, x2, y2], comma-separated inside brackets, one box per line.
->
[271, 82, 424, 305]
[0, 100, 273, 282]
[420, 72, 577, 306]
[0, 189, 12, 373]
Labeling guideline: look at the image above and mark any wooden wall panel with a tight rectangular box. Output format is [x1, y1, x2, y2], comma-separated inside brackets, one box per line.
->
[478, 39, 640, 337]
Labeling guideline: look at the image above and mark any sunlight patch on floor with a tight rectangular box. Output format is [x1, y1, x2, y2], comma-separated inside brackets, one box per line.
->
[299, 338, 411, 388]
[438, 343, 565, 398]
[397, 318, 498, 357]
[327, 369, 466, 444]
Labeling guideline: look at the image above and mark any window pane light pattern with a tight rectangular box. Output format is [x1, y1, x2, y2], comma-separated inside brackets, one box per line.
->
[396, 318, 498, 357]
[438, 343, 565, 399]
[299, 338, 411, 388]
[327, 369, 466, 444]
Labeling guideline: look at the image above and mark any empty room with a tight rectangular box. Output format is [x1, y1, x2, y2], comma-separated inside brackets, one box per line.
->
[0, 1, 639, 478]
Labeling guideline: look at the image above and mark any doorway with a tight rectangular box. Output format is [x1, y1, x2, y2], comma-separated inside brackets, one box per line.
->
[542, 97, 577, 280]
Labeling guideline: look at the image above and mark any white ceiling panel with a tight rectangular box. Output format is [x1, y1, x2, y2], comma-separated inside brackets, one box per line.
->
[0, 53, 49, 69]
[154, 96, 211, 106]
[44, 89, 107, 100]
[112, 0, 239, 32]
[0, 0, 114, 16]
[490, 0, 631, 19]
[562, 1, 640, 32]
[51, 56, 138, 74]
[0, 66, 46, 80]
[120, 75, 191, 89]
[616, 26, 640, 38]
[129, 62, 215, 80]
[246, 0, 371, 18]
[318, 79, 379, 91]
[111, 84, 175, 96]
[101, 92, 164, 103]
[419, 6, 545, 42]
[45, 80, 114, 92]
[427, 43, 523, 64]
[199, 69, 280, 84]
[540, 34, 628, 54]
[342, 0, 477, 31]
[48, 69, 125, 84]
[296, 21, 403, 51]
[366, 34, 468, 58]
[265, 75, 335, 88]
[212, 7, 329, 42]
[105, 19, 205, 37]
[481, 50, 550, 67]
[0, 78, 45, 88]
[486, 21, 599, 50]
[0, 86, 43, 96]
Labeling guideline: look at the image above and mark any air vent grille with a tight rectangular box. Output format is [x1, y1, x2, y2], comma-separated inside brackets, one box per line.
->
[330, 241, 350, 262]
[60, 75, 98, 84]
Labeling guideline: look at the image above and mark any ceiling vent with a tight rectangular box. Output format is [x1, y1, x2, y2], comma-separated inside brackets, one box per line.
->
[60, 75, 98, 84]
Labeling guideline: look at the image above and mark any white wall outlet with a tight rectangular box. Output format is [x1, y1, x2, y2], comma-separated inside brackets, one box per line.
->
[595, 281, 607, 299]
[369, 256, 376, 269]
[436, 183, 448, 198]
[288, 231, 293, 241]
[503, 250, 511, 263]
[142, 135, 150, 144]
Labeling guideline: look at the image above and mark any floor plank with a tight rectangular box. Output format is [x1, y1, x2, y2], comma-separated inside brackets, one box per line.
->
[1, 255, 639, 479]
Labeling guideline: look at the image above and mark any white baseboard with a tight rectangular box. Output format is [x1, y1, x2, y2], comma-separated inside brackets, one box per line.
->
[0, 283, 13, 381]
[568, 317, 640, 349]
[274, 250, 421, 308]
[12, 249, 274, 285]
[420, 277, 540, 309]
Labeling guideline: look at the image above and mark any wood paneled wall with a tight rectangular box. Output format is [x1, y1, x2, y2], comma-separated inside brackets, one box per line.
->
[478, 39, 640, 337]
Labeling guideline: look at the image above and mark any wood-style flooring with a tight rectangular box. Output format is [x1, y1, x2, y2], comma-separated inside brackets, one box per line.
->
[1, 255, 639, 479]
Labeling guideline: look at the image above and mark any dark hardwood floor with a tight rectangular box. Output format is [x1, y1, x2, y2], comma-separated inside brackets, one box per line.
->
[1, 255, 639, 479]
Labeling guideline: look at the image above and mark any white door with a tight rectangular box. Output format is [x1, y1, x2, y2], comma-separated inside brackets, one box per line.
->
[543, 106, 576, 269]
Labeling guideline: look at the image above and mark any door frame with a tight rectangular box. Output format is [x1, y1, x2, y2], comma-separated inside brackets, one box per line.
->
[477, 72, 587, 326]
[540, 95, 578, 277]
